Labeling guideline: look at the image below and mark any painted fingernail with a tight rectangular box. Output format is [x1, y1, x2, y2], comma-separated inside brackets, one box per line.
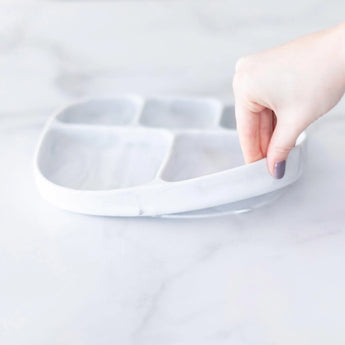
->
[274, 160, 286, 179]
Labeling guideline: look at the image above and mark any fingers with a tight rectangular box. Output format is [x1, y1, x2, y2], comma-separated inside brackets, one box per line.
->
[235, 101, 263, 164]
[236, 103, 303, 179]
[259, 108, 274, 158]
[266, 117, 300, 179]
[235, 97, 274, 164]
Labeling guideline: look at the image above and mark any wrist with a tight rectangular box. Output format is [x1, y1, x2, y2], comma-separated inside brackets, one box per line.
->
[332, 22, 345, 80]
[322, 22, 345, 94]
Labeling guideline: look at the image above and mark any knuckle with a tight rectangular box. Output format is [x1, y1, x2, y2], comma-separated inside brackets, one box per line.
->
[235, 55, 251, 72]
[232, 69, 249, 93]
[233, 56, 254, 93]
[273, 145, 293, 155]
[232, 72, 241, 91]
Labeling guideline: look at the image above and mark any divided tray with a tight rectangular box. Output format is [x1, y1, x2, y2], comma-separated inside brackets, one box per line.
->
[34, 95, 306, 217]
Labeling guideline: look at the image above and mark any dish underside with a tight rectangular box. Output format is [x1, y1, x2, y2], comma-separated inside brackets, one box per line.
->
[163, 189, 286, 218]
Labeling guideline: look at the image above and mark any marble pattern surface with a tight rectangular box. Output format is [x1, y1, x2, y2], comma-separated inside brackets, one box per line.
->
[1, 1, 345, 344]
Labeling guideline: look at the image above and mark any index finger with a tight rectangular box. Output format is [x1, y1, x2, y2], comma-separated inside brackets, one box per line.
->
[234, 100, 263, 164]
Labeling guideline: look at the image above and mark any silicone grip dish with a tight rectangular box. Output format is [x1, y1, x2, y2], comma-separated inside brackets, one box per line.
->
[34, 96, 306, 217]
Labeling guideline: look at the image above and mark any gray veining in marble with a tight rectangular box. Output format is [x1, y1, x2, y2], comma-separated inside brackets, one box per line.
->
[1, 1, 345, 344]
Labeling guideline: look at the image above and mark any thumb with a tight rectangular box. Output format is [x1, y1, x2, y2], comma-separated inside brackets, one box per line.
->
[266, 119, 301, 179]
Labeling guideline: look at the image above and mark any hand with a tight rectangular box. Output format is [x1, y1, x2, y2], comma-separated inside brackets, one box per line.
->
[233, 22, 345, 178]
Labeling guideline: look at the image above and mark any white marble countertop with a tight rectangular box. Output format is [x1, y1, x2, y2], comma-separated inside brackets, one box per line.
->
[1, 2, 345, 344]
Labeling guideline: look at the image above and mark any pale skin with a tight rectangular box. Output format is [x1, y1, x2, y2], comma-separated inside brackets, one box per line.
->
[233, 22, 345, 178]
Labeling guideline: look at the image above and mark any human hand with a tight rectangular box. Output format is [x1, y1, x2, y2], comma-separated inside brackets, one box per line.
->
[233, 22, 345, 178]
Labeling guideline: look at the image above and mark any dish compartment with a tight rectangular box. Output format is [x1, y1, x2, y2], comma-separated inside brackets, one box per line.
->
[160, 132, 244, 182]
[139, 97, 222, 129]
[56, 97, 142, 126]
[220, 105, 236, 129]
[37, 127, 172, 191]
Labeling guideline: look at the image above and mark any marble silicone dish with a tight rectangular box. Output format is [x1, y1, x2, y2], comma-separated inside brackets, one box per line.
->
[34, 96, 307, 217]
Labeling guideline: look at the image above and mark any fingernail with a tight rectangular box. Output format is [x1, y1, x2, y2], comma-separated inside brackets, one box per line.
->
[274, 160, 286, 179]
